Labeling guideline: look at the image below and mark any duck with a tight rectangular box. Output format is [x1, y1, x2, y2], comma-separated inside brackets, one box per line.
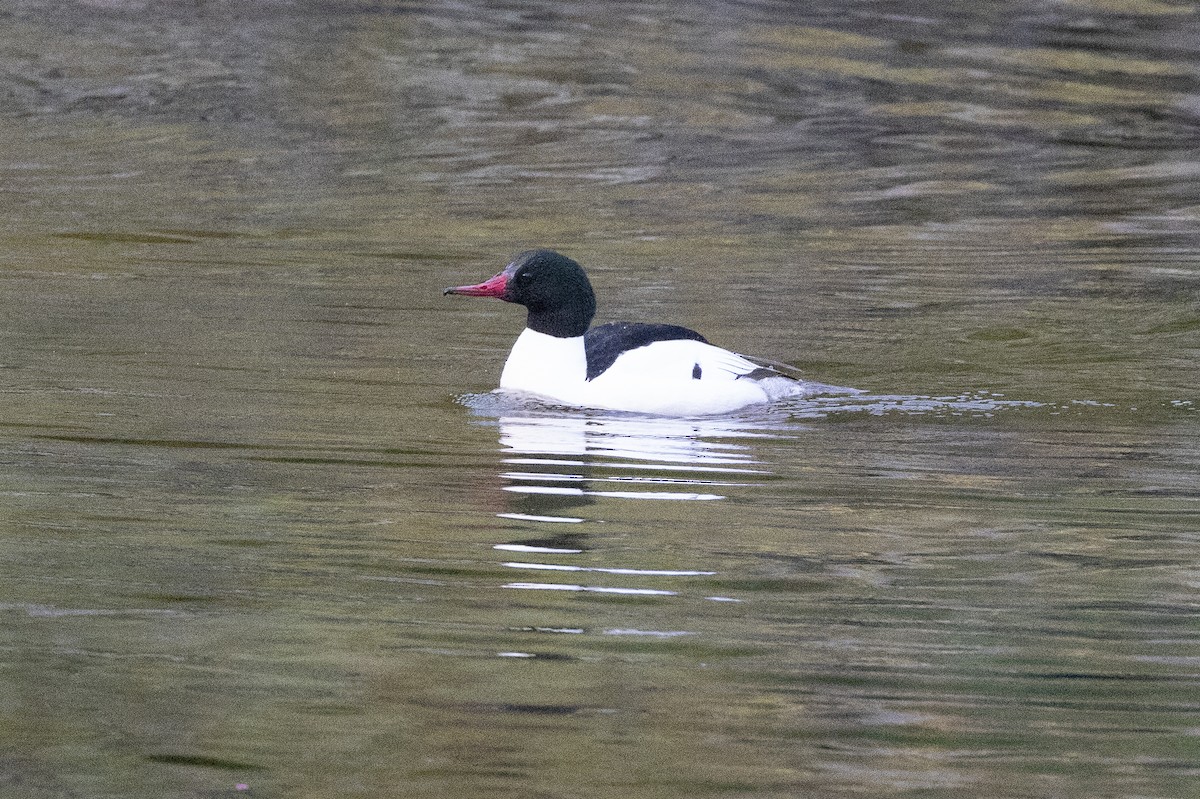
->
[443, 249, 809, 416]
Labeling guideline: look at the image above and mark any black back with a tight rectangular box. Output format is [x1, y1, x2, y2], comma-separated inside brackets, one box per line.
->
[584, 322, 709, 381]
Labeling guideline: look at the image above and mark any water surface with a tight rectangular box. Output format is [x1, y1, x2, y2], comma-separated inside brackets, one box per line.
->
[1, 1, 1198, 797]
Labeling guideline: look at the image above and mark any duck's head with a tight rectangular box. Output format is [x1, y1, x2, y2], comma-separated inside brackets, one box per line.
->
[444, 249, 597, 338]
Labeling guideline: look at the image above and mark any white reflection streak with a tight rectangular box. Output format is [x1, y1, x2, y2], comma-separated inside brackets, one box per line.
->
[500, 471, 753, 487]
[495, 513, 585, 524]
[502, 485, 724, 500]
[504, 582, 676, 595]
[498, 414, 768, 467]
[503, 457, 768, 475]
[495, 543, 585, 553]
[510, 626, 585, 634]
[503, 562, 714, 576]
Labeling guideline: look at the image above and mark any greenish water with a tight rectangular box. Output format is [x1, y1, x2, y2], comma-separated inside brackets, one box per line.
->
[1, 1, 1198, 797]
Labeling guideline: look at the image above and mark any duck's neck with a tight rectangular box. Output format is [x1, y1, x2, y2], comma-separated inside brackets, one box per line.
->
[524, 284, 595, 338]
[500, 327, 587, 397]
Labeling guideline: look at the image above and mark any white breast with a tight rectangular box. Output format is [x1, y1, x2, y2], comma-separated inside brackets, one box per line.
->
[500, 328, 588, 398]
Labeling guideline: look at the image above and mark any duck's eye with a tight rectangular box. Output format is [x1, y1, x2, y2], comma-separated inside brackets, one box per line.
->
[516, 270, 534, 284]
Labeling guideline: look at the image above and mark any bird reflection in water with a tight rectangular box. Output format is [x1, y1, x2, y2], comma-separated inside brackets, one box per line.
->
[487, 411, 779, 604]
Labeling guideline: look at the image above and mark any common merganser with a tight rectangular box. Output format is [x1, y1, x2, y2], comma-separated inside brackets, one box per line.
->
[443, 250, 809, 416]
